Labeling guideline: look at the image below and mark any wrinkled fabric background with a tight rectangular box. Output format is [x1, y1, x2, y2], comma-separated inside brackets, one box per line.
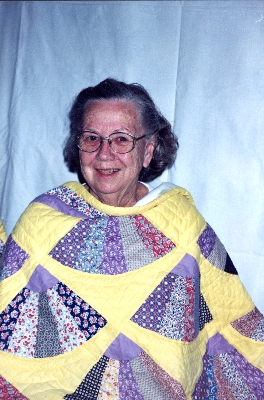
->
[1, 1, 263, 312]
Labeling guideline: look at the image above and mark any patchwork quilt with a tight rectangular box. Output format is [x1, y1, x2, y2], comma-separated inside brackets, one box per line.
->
[0, 181, 263, 399]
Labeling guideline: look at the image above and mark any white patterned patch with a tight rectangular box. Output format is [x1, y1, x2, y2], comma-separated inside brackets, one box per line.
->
[46, 286, 86, 353]
[97, 358, 120, 399]
[251, 318, 264, 342]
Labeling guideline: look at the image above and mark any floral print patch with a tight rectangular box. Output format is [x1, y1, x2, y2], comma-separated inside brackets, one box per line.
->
[56, 282, 107, 338]
[130, 214, 175, 258]
[47, 283, 107, 352]
[0, 288, 31, 351]
[97, 358, 120, 399]
[8, 291, 39, 357]
[159, 276, 198, 341]
[74, 217, 108, 273]
[0, 375, 28, 399]
[131, 273, 175, 332]
[100, 217, 127, 274]
[213, 354, 235, 400]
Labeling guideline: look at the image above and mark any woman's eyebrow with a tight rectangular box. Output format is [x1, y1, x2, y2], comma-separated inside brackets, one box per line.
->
[112, 128, 131, 133]
[82, 128, 99, 133]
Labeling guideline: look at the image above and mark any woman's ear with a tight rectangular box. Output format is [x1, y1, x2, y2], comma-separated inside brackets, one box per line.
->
[143, 139, 155, 168]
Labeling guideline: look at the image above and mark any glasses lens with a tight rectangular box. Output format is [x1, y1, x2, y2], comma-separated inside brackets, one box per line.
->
[79, 133, 100, 152]
[110, 133, 134, 153]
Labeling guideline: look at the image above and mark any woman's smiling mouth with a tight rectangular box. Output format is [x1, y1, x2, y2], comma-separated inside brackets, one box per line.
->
[97, 169, 119, 175]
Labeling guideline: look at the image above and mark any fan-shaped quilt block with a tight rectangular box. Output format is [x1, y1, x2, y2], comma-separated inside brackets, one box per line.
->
[192, 333, 264, 399]
[0, 267, 107, 357]
[131, 273, 199, 341]
[49, 218, 108, 272]
[54, 295, 189, 399]
[48, 208, 176, 276]
[130, 254, 212, 342]
[64, 349, 186, 400]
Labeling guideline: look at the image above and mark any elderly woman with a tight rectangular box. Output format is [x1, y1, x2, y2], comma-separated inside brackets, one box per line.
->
[0, 78, 263, 399]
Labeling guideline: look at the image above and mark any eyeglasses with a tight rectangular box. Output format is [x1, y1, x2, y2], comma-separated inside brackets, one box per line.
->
[77, 131, 148, 154]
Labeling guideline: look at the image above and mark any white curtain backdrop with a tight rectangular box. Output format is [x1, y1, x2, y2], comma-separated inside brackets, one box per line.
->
[1, 1, 264, 312]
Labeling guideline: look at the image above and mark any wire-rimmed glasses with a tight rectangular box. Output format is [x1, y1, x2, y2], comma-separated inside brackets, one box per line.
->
[77, 131, 148, 154]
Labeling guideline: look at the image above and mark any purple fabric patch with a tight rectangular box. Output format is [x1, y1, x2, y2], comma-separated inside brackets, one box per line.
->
[104, 334, 142, 360]
[33, 194, 89, 219]
[3, 235, 29, 276]
[171, 254, 199, 277]
[197, 224, 216, 259]
[206, 332, 234, 355]
[230, 348, 264, 398]
[119, 360, 144, 400]
[100, 217, 127, 274]
[26, 265, 59, 292]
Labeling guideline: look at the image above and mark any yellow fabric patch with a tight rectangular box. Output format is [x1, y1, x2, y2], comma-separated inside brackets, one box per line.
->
[12, 202, 81, 257]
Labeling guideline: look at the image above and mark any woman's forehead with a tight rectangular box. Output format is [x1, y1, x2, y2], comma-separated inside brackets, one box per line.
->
[83, 100, 143, 131]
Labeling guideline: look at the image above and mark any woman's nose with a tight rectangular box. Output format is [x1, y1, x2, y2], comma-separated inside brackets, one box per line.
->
[96, 138, 115, 160]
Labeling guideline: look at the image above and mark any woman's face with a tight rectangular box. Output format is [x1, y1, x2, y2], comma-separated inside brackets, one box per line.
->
[79, 100, 155, 207]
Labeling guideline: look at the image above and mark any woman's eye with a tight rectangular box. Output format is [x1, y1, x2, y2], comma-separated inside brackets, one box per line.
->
[116, 135, 129, 142]
[85, 135, 99, 142]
